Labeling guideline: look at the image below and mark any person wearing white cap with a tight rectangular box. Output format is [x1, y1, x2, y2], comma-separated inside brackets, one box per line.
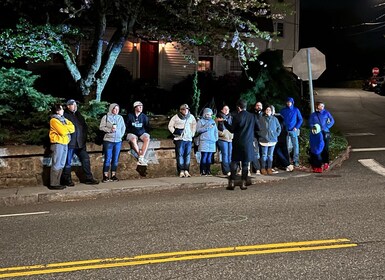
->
[168, 104, 197, 177]
[126, 101, 151, 166]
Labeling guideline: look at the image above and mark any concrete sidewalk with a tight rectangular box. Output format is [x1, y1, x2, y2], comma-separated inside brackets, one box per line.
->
[0, 173, 294, 207]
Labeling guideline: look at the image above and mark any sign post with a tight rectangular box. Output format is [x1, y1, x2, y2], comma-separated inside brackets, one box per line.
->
[292, 47, 326, 113]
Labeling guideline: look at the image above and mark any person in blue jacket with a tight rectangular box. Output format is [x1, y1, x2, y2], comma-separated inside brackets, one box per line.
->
[196, 108, 218, 176]
[308, 101, 335, 171]
[258, 105, 282, 175]
[280, 97, 303, 167]
[309, 124, 325, 173]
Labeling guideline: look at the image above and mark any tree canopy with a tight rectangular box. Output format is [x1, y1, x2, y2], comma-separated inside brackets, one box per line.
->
[0, 0, 291, 101]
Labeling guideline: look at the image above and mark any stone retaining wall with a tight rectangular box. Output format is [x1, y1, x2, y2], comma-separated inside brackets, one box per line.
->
[0, 140, 206, 189]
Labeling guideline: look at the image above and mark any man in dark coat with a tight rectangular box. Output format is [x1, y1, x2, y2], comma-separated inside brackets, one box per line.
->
[222, 99, 259, 190]
[61, 99, 99, 186]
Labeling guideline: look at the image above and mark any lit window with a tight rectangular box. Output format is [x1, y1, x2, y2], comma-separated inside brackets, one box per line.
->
[198, 57, 213, 71]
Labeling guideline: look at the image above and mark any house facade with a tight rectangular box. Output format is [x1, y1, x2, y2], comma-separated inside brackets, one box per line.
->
[29, 0, 300, 92]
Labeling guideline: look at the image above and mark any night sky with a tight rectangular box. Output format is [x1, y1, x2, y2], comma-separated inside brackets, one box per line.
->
[300, 0, 385, 83]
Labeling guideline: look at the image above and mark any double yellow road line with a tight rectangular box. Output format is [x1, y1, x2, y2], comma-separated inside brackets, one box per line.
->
[0, 238, 357, 278]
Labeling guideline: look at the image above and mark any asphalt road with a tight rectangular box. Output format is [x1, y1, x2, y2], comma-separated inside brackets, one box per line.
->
[1, 88, 384, 279]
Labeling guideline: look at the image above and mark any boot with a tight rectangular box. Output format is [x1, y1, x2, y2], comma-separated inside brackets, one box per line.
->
[240, 180, 247, 190]
[50, 169, 65, 190]
[267, 168, 273, 175]
[226, 179, 235, 190]
[200, 163, 206, 176]
[205, 164, 212, 176]
[260, 168, 267, 175]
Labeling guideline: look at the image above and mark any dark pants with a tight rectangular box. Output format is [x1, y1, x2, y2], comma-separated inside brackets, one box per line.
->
[310, 152, 323, 168]
[321, 131, 331, 164]
[62, 146, 93, 183]
[230, 161, 249, 181]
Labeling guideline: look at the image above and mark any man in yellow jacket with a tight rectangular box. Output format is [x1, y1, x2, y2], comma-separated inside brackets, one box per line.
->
[49, 104, 75, 189]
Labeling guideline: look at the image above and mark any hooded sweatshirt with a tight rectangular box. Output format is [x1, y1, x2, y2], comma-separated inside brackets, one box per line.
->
[196, 108, 218, 152]
[279, 97, 303, 131]
[99, 103, 126, 143]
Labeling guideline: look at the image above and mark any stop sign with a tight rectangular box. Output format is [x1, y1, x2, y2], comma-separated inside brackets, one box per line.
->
[372, 67, 380, 76]
[292, 47, 326, 81]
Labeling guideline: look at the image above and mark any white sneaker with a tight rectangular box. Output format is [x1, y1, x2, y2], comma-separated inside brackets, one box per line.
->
[184, 171, 191, 177]
[227, 172, 231, 177]
[256, 170, 261, 175]
[271, 168, 279, 174]
[137, 157, 148, 166]
[179, 171, 185, 178]
[286, 164, 294, 172]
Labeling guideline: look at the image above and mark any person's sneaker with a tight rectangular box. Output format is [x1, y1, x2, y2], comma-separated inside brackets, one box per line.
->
[271, 168, 279, 174]
[179, 171, 185, 178]
[110, 175, 119, 182]
[102, 175, 110, 183]
[286, 164, 294, 172]
[255, 170, 261, 175]
[137, 157, 148, 166]
[184, 171, 191, 177]
[323, 163, 330, 171]
[313, 167, 323, 173]
[227, 172, 231, 177]
[85, 178, 100, 185]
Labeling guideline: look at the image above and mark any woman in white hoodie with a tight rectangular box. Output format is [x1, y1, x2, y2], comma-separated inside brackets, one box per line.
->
[99, 103, 126, 182]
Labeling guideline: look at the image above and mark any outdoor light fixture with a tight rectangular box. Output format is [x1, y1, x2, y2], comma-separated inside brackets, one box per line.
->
[133, 42, 137, 48]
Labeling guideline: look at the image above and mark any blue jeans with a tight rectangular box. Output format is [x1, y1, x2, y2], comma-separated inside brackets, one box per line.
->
[174, 140, 192, 173]
[287, 130, 299, 164]
[261, 145, 276, 169]
[103, 141, 122, 173]
[217, 140, 232, 174]
[63, 147, 93, 181]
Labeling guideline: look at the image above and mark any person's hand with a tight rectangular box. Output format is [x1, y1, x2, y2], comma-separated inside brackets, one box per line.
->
[216, 117, 224, 122]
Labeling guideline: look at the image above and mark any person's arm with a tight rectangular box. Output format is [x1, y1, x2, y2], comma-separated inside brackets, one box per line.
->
[168, 115, 176, 134]
[295, 109, 303, 130]
[326, 111, 335, 129]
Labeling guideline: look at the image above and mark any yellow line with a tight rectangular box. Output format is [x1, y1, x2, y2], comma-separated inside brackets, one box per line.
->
[0, 239, 357, 278]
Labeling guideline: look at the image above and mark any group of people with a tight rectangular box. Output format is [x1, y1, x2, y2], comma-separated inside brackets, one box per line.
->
[48, 100, 152, 189]
[168, 97, 334, 191]
[48, 97, 334, 190]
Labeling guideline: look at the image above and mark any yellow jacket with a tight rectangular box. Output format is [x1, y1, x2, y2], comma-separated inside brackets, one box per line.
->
[49, 117, 75, 144]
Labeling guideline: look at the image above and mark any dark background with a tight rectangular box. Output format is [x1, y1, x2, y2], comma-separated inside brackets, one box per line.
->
[300, 0, 385, 85]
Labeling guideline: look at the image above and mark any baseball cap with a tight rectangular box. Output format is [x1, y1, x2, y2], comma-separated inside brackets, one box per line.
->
[66, 99, 76, 105]
[180, 104, 190, 110]
[133, 101, 143, 108]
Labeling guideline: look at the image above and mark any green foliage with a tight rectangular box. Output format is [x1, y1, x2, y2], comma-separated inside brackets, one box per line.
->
[0, 67, 61, 145]
[0, 18, 81, 64]
[192, 71, 201, 117]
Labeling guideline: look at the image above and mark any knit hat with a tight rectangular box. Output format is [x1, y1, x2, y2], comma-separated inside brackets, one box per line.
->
[312, 124, 321, 134]
[133, 101, 143, 108]
[180, 104, 190, 110]
[66, 99, 76, 105]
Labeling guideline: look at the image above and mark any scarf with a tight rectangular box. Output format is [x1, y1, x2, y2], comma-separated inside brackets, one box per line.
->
[177, 111, 190, 120]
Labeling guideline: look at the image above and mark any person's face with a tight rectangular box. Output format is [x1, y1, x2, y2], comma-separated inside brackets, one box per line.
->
[286, 101, 292, 107]
[316, 103, 325, 111]
[57, 106, 64, 116]
[265, 107, 272, 116]
[135, 105, 143, 113]
[112, 106, 119, 115]
[221, 106, 229, 115]
[67, 103, 77, 112]
[255, 102, 262, 111]
[180, 108, 189, 115]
